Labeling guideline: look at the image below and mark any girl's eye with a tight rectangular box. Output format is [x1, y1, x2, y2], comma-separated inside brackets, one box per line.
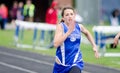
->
[71, 13, 73, 15]
[65, 13, 73, 16]
[65, 14, 69, 16]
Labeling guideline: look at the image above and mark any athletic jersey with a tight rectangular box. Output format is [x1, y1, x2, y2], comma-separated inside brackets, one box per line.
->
[53, 22, 84, 73]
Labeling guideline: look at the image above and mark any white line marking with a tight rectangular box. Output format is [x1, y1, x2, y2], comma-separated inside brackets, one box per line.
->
[104, 53, 120, 57]
[0, 51, 53, 66]
[0, 61, 37, 73]
[0, 51, 90, 73]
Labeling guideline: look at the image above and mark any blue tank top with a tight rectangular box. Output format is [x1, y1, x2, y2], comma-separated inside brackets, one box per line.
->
[53, 22, 84, 73]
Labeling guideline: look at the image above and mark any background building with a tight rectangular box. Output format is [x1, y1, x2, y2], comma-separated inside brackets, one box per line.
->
[76, 0, 100, 24]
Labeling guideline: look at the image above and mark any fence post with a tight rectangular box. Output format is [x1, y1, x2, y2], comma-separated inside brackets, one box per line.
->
[33, 28, 37, 48]
[14, 25, 20, 46]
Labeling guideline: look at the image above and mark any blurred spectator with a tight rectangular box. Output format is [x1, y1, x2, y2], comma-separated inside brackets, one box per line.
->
[110, 9, 120, 26]
[40, 1, 58, 48]
[75, 14, 83, 24]
[23, 0, 35, 22]
[57, 6, 62, 23]
[45, 1, 58, 24]
[9, 1, 18, 26]
[10, 1, 18, 24]
[0, 3, 8, 30]
[75, 10, 83, 24]
[17, 2, 24, 20]
[109, 9, 120, 48]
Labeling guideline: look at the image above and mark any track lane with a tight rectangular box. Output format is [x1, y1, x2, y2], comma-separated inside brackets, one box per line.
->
[0, 46, 120, 73]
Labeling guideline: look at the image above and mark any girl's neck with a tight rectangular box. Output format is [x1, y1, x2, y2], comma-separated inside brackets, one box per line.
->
[64, 21, 75, 26]
[64, 21, 69, 26]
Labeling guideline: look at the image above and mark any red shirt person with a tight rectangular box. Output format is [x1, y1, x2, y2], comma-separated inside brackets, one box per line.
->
[0, 4, 8, 19]
[45, 1, 58, 25]
[0, 3, 8, 30]
[43, 1, 58, 48]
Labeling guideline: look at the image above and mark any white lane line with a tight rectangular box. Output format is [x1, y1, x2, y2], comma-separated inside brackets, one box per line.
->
[0, 51, 90, 73]
[0, 61, 37, 73]
[0, 51, 53, 66]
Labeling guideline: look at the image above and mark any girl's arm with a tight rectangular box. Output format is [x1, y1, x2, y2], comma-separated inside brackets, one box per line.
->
[114, 32, 120, 47]
[79, 24, 99, 58]
[53, 23, 74, 48]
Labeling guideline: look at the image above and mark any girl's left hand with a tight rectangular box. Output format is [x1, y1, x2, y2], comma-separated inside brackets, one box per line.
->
[93, 47, 99, 58]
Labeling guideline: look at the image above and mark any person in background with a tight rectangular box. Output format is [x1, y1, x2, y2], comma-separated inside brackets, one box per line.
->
[53, 7, 99, 73]
[110, 9, 120, 26]
[75, 13, 83, 24]
[23, 0, 35, 22]
[10, 1, 18, 25]
[45, 1, 58, 24]
[40, 1, 58, 48]
[0, 4, 3, 29]
[57, 6, 62, 23]
[0, 3, 8, 30]
[109, 9, 120, 48]
[17, 2, 24, 20]
[113, 32, 120, 47]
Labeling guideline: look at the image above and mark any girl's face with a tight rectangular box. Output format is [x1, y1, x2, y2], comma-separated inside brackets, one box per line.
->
[63, 9, 75, 24]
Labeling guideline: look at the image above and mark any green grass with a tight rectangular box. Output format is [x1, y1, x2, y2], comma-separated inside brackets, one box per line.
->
[0, 26, 120, 70]
[0, 30, 14, 46]
[80, 43, 120, 69]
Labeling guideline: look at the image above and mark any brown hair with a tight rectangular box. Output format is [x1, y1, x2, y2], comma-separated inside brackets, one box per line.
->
[60, 7, 75, 22]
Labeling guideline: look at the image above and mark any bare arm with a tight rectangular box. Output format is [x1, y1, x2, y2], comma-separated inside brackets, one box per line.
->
[79, 24, 99, 58]
[114, 32, 120, 47]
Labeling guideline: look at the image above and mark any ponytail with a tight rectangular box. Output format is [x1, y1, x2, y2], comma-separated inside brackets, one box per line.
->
[60, 19, 64, 22]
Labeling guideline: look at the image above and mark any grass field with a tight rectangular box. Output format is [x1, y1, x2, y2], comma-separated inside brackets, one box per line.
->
[0, 25, 120, 70]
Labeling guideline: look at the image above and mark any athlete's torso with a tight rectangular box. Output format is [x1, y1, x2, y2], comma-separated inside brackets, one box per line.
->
[53, 22, 84, 73]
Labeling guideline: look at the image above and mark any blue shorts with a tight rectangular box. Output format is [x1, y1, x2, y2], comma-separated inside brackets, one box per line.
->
[53, 61, 84, 73]
[53, 62, 70, 73]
